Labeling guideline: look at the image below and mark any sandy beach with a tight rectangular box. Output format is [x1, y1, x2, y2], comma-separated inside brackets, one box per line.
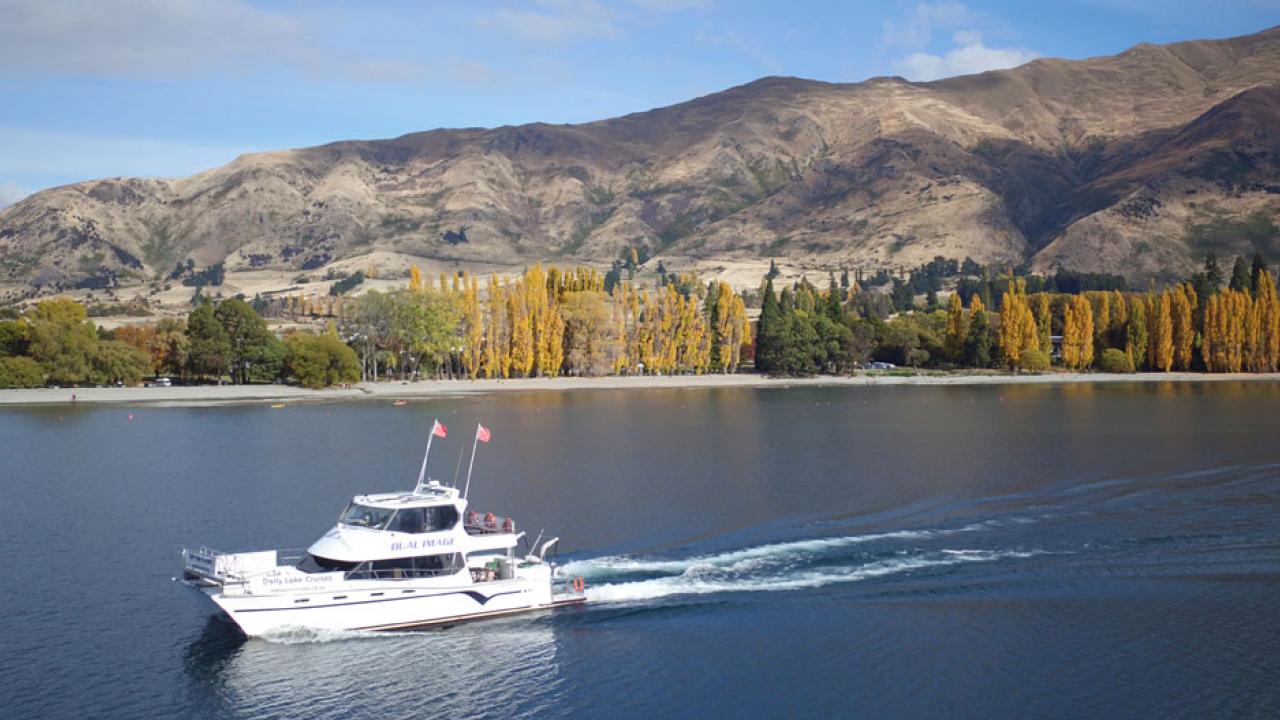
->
[2, 371, 1279, 407]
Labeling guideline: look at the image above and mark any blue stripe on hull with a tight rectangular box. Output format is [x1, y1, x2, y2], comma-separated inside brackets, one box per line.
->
[234, 588, 525, 613]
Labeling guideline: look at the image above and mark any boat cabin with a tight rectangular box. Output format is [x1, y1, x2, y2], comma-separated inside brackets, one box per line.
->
[300, 480, 522, 583]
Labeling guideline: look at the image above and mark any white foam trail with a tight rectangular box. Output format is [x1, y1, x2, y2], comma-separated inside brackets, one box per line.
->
[583, 549, 1041, 604]
[563, 524, 990, 579]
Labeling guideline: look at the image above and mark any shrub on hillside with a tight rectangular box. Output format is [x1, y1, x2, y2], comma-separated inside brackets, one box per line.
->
[1100, 347, 1135, 373]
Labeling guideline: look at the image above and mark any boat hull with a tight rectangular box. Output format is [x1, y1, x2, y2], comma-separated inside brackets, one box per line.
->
[188, 576, 583, 637]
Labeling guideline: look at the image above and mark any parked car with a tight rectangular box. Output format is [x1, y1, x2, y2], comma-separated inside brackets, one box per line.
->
[867, 361, 897, 370]
[147, 377, 173, 388]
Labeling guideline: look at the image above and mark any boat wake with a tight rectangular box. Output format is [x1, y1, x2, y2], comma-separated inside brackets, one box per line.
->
[563, 524, 1043, 604]
[256, 626, 417, 644]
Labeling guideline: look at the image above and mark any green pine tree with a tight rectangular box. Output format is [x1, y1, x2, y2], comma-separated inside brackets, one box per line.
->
[1229, 255, 1251, 292]
[1250, 253, 1267, 297]
[1204, 252, 1223, 289]
[826, 274, 843, 321]
[756, 277, 781, 373]
[963, 308, 993, 368]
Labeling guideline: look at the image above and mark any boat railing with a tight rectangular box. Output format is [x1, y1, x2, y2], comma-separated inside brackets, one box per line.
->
[464, 512, 515, 535]
[182, 546, 310, 582]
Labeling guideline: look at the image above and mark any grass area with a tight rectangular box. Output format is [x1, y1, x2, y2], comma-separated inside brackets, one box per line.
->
[140, 220, 183, 271]
[1185, 208, 1279, 255]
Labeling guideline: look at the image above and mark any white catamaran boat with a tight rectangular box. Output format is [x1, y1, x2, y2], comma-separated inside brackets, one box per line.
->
[179, 420, 586, 636]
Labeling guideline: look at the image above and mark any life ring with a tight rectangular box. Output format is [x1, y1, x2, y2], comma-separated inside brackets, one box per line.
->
[572, 576, 585, 593]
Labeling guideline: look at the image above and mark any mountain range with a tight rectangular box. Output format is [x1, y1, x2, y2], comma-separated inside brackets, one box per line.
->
[2, 26, 1278, 302]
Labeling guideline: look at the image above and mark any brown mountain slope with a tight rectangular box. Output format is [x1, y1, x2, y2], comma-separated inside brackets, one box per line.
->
[1, 27, 1278, 301]
[1032, 84, 1280, 279]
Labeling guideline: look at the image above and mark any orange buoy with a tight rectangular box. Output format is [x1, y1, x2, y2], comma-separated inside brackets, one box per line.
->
[572, 576, 585, 593]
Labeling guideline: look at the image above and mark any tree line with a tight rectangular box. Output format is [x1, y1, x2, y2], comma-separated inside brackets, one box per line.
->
[754, 252, 1280, 376]
[4, 252, 1279, 388]
[0, 297, 359, 389]
[344, 264, 750, 380]
[949, 253, 1280, 373]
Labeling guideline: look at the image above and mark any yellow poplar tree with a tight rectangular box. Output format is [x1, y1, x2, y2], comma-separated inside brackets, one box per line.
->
[1258, 270, 1280, 372]
[1171, 284, 1194, 371]
[483, 276, 507, 378]
[999, 278, 1038, 369]
[521, 265, 551, 375]
[727, 294, 749, 372]
[544, 304, 565, 377]
[508, 290, 534, 377]
[657, 286, 679, 373]
[1245, 287, 1265, 372]
[462, 275, 483, 378]
[611, 296, 629, 375]
[1090, 291, 1110, 358]
[1203, 293, 1221, 371]
[1151, 292, 1174, 372]
[1062, 294, 1094, 369]
[1225, 290, 1248, 372]
[1034, 293, 1052, 355]
[944, 292, 967, 362]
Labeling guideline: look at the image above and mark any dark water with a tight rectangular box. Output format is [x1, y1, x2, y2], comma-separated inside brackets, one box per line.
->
[2, 382, 1279, 719]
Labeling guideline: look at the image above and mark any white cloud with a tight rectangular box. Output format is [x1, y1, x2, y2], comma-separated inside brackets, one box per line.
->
[481, 0, 620, 43]
[895, 31, 1040, 81]
[882, 2, 983, 51]
[880, 4, 1040, 81]
[0, 0, 430, 84]
[0, 0, 299, 77]
[0, 181, 28, 208]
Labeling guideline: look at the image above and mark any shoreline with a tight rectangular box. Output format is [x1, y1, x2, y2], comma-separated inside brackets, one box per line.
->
[2, 371, 1279, 407]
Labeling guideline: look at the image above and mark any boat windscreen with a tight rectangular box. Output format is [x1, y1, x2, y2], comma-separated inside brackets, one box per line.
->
[340, 503, 395, 530]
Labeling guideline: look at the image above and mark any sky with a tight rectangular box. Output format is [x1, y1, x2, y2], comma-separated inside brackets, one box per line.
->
[1, 0, 1277, 205]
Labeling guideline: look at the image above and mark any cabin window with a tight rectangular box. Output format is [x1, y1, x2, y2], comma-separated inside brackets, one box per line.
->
[363, 553, 463, 579]
[340, 503, 393, 530]
[391, 505, 459, 534]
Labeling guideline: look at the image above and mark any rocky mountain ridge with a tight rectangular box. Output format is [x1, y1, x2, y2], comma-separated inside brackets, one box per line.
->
[1, 26, 1278, 301]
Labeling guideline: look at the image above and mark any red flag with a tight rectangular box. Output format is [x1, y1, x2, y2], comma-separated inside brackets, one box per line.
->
[476, 424, 491, 443]
[432, 420, 447, 438]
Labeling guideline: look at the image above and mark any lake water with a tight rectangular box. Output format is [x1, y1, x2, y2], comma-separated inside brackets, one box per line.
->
[2, 382, 1279, 719]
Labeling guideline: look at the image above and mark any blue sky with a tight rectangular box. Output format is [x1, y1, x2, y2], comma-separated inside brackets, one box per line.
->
[1, 0, 1277, 205]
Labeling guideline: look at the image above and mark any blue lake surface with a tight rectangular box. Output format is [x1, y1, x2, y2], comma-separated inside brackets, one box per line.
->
[2, 382, 1279, 718]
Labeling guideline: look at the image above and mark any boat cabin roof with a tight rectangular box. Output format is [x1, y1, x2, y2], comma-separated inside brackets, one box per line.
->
[353, 481, 461, 509]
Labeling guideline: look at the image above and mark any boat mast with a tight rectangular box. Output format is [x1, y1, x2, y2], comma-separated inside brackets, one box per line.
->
[462, 422, 489, 498]
[414, 418, 446, 493]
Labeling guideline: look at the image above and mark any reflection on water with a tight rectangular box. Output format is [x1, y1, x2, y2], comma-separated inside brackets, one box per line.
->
[184, 616, 563, 720]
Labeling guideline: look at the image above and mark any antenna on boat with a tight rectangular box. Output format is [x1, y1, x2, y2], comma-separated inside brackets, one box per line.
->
[451, 445, 465, 488]
[462, 422, 491, 499]
[413, 419, 448, 493]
